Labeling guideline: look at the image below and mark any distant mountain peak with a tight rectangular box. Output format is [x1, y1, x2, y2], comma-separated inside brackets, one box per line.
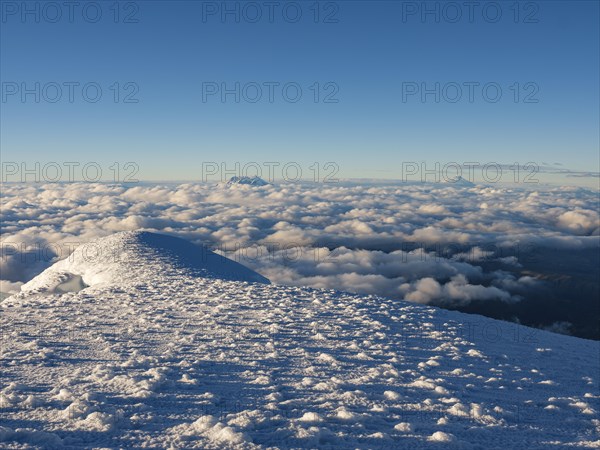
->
[446, 175, 475, 187]
[226, 176, 270, 187]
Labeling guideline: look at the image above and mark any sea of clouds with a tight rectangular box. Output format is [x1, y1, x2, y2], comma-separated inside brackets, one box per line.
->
[1, 181, 598, 311]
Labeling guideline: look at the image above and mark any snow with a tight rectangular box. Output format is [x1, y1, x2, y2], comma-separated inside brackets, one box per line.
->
[0, 231, 599, 448]
[226, 176, 270, 187]
[12, 231, 269, 298]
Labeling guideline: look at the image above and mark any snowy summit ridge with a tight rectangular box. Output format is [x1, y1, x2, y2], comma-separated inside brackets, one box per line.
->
[1, 232, 599, 449]
[12, 231, 269, 298]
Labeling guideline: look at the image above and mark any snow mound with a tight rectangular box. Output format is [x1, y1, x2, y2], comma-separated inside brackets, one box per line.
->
[226, 176, 270, 187]
[11, 231, 269, 298]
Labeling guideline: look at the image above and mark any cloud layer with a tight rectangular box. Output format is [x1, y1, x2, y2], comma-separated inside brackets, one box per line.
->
[1, 181, 598, 307]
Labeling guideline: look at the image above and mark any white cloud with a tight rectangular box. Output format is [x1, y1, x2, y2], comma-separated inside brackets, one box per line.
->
[0, 280, 23, 294]
[1, 181, 598, 305]
[557, 210, 600, 235]
[403, 274, 516, 305]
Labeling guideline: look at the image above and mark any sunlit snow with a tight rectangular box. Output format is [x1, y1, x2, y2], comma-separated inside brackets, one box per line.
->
[0, 232, 598, 448]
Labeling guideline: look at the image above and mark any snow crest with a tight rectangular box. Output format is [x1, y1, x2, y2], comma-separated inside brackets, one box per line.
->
[11, 231, 269, 298]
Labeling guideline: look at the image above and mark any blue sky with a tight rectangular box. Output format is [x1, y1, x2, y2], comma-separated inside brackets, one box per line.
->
[1, 1, 599, 185]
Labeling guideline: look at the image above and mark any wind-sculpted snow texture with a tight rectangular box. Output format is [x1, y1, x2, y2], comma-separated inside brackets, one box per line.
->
[1, 232, 599, 449]
[12, 231, 269, 298]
